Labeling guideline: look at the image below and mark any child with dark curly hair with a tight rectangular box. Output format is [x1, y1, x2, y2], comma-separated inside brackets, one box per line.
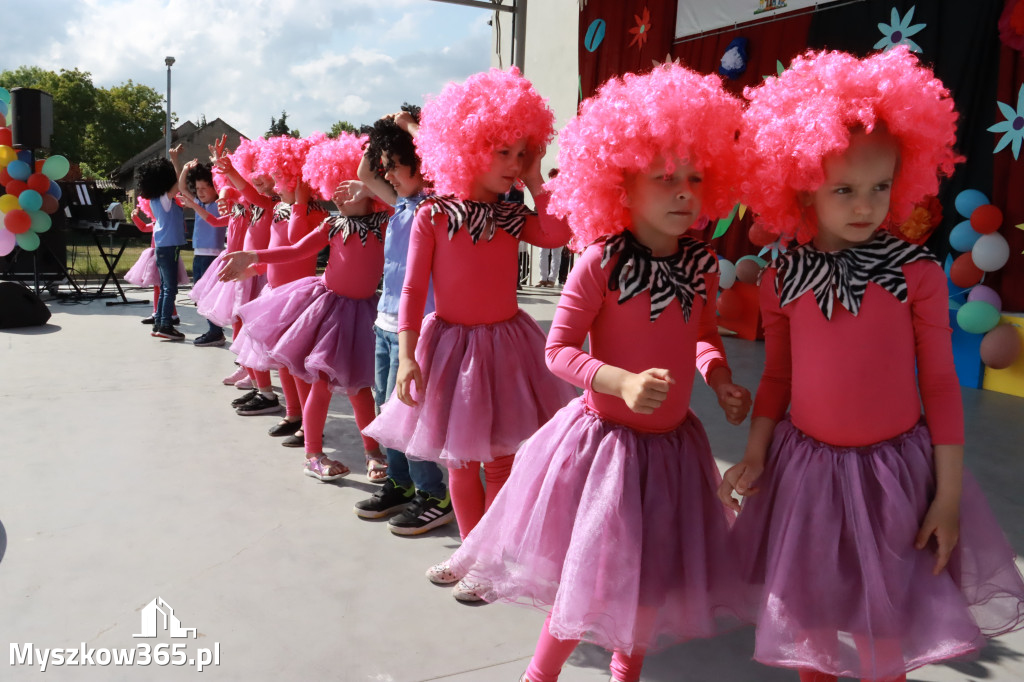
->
[136, 156, 186, 340]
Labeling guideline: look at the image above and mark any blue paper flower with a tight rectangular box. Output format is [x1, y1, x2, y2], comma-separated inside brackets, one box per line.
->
[874, 5, 926, 52]
[988, 85, 1024, 160]
[719, 38, 749, 80]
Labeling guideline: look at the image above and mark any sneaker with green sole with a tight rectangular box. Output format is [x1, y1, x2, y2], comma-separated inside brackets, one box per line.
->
[354, 478, 414, 519]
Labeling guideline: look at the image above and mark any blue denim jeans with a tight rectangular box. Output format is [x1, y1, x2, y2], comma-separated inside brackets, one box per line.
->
[191, 254, 222, 334]
[154, 246, 180, 327]
[373, 324, 446, 497]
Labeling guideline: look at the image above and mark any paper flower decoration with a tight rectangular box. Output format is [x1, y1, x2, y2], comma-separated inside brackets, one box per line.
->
[999, 0, 1024, 51]
[628, 7, 651, 50]
[988, 84, 1024, 160]
[894, 195, 942, 244]
[719, 37, 749, 80]
[874, 5, 926, 53]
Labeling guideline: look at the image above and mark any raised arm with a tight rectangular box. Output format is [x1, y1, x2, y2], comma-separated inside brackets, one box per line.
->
[357, 150, 398, 207]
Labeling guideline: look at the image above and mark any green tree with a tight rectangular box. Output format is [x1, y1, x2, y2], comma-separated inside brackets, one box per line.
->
[0, 66, 97, 163]
[328, 120, 358, 138]
[84, 80, 166, 174]
[266, 110, 299, 138]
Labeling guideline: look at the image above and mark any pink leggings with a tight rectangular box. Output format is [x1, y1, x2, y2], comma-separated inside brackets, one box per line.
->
[447, 454, 515, 540]
[799, 673, 906, 682]
[233, 320, 272, 390]
[525, 614, 645, 682]
[301, 380, 378, 455]
[278, 366, 304, 419]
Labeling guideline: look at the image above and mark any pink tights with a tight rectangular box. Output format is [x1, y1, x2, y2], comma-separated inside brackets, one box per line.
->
[525, 614, 645, 682]
[302, 380, 378, 455]
[799, 671, 907, 682]
[447, 454, 515, 540]
[278, 366, 304, 419]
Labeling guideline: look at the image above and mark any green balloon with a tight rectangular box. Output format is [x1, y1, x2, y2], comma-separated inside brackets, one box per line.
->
[15, 230, 40, 251]
[41, 155, 70, 180]
[29, 210, 51, 233]
[0, 87, 9, 105]
[956, 301, 1000, 335]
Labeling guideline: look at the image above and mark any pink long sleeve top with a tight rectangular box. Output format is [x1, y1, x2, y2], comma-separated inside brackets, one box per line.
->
[398, 193, 570, 333]
[221, 203, 247, 253]
[545, 233, 729, 433]
[752, 243, 964, 447]
[253, 212, 387, 300]
[263, 202, 325, 288]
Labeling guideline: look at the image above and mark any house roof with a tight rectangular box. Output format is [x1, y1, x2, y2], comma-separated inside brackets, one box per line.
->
[114, 118, 248, 186]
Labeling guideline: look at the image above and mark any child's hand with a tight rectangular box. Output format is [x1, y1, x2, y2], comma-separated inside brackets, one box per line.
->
[521, 144, 546, 186]
[333, 180, 369, 206]
[218, 251, 258, 282]
[718, 460, 764, 513]
[915, 496, 960, 575]
[295, 179, 311, 204]
[208, 134, 227, 163]
[395, 357, 423, 407]
[715, 382, 751, 425]
[213, 154, 234, 173]
[169, 144, 183, 163]
[620, 368, 674, 414]
[394, 111, 418, 135]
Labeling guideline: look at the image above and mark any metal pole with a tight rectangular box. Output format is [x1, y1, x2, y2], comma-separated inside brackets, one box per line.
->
[428, 0, 515, 12]
[513, 0, 526, 73]
[164, 56, 175, 158]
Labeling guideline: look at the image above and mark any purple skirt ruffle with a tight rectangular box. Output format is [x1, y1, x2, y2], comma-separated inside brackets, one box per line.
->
[732, 418, 1024, 679]
[363, 310, 577, 467]
[450, 399, 748, 653]
[191, 252, 267, 328]
[236, 276, 375, 392]
[123, 247, 189, 287]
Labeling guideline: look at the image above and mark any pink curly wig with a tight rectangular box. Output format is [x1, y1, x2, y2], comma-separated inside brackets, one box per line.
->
[549, 63, 745, 249]
[302, 133, 366, 201]
[416, 67, 555, 199]
[740, 46, 962, 243]
[255, 133, 327, 194]
[229, 136, 262, 182]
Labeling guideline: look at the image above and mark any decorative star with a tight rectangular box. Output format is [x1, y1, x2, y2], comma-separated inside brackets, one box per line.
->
[652, 53, 680, 68]
[988, 84, 1024, 160]
[874, 5, 926, 52]
[758, 238, 788, 263]
[628, 7, 651, 50]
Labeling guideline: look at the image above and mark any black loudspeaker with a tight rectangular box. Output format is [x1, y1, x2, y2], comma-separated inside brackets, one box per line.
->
[0, 281, 51, 328]
[10, 88, 54, 150]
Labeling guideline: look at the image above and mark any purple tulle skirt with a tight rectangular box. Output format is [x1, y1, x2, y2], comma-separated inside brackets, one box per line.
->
[732, 418, 1024, 679]
[449, 399, 748, 653]
[235, 276, 376, 392]
[123, 247, 188, 286]
[363, 310, 577, 467]
[190, 252, 267, 328]
[232, 283, 278, 371]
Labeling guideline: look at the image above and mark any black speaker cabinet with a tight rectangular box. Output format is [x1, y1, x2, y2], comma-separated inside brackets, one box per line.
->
[0, 281, 51, 328]
[10, 88, 54, 150]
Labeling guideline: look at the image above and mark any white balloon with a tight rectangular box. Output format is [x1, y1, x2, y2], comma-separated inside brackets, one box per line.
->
[972, 232, 1010, 272]
[718, 259, 736, 289]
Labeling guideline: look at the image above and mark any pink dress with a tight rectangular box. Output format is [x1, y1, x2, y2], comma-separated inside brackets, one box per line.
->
[733, 232, 1024, 679]
[362, 194, 578, 468]
[190, 202, 252, 326]
[449, 231, 748, 654]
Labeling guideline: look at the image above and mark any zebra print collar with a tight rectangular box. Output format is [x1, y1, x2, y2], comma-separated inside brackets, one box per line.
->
[427, 196, 532, 244]
[601, 230, 718, 323]
[775, 231, 936, 318]
[230, 203, 247, 219]
[323, 211, 389, 245]
[272, 200, 330, 224]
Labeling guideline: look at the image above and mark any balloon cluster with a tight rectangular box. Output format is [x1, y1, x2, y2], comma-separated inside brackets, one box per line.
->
[0, 87, 69, 256]
[947, 188, 1021, 369]
[717, 254, 768, 318]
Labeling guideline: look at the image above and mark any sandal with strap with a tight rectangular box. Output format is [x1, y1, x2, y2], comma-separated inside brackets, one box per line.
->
[365, 451, 388, 483]
[304, 456, 351, 482]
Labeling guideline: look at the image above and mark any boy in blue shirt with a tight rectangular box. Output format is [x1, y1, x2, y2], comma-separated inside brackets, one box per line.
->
[180, 161, 226, 346]
[136, 157, 186, 341]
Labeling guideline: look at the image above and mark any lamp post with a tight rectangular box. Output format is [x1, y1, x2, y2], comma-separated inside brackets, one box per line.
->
[164, 56, 175, 158]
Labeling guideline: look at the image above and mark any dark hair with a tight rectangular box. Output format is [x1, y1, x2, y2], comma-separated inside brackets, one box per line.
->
[184, 162, 214, 196]
[547, 167, 559, 179]
[136, 158, 177, 199]
[362, 103, 421, 179]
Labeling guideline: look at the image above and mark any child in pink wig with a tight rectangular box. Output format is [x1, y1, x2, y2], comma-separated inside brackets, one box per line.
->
[719, 47, 1024, 682]
[125, 196, 188, 324]
[362, 68, 577, 597]
[447, 63, 752, 682]
[218, 133, 388, 482]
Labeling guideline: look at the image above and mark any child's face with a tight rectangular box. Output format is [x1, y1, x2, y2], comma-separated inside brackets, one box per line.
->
[624, 156, 703, 255]
[194, 180, 217, 204]
[381, 153, 424, 198]
[809, 132, 897, 252]
[252, 173, 275, 196]
[271, 172, 295, 204]
[473, 139, 528, 201]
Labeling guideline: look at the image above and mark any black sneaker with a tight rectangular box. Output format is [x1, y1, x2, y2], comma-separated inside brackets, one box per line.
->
[268, 419, 302, 437]
[141, 315, 155, 324]
[152, 324, 185, 340]
[388, 489, 455, 536]
[194, 330, 227, 347]
[354, 478, 414, 519]
[235, 393, 281, 415]
[231, 388, 259, 408]
[172, 316, 181, 326]
[281, 431, 305, 447]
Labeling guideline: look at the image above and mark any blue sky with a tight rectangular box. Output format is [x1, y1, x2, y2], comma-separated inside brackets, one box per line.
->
[1, 0, 494, 139]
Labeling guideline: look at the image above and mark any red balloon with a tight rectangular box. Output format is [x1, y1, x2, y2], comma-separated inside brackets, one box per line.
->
[4, 209, 32, 234]
[27, 172, 50, 193]
[5, 179, 27, 196]
[0, 113, 5, 127]
[0, 167, 11, 186]
[950, 252, 985, 288]
[41, 194, 59, 214]
[34, 159, 44, 172]
[970, 204, 1003, 234]
[748, 223, 777, 247]
[717, 289, 745, 319]
[0, 128, 11, 147]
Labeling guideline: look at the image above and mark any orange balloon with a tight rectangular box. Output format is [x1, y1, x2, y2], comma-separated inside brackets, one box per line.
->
[35, 159, 44, 172]
[970, 204, 1003, 234]
[980, 324, 1022, 369]
[748, 224, 777, 247]
[950, 253, 984, 288]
